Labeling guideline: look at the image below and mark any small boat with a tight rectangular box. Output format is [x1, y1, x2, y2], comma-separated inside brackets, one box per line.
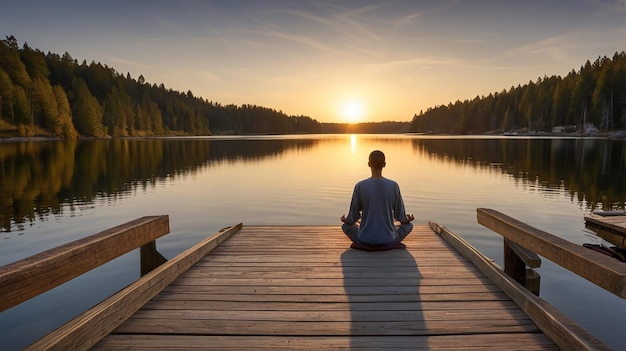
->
[583, 243, 626, 262]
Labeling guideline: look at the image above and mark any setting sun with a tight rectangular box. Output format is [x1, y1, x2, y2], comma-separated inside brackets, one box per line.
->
[342, 100, 364, 123]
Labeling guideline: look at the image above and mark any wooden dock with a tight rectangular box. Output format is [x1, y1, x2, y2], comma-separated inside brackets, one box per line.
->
[89, 224, 559, 350]
[585, 212, 626, 247]
[77, 224, 558, 350]
[10, 212, 619, 350]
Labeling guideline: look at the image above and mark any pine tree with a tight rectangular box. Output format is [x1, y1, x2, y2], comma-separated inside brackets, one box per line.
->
[71, 77, 104, 137]
[53, 85, 77, 138]
[31, 78, 58, 132]
[13, 86, 32, 135]
[0, 36, 31, 89]
[0, 68, 15, 124]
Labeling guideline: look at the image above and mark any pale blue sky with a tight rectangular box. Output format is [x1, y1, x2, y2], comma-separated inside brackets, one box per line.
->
[1, 0, 625, 122]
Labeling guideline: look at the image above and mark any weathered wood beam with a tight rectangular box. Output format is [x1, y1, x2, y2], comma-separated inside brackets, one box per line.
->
[140, 241, 168, 276]
[504, 239, 541, 295]
[477, 208, 626, 299]
[505, 239, 541, 268]
[0, 215, 170, 313]
[504, 239, 527, 285]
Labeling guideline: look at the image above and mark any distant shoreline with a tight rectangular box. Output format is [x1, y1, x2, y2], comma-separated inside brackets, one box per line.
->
[2, 130, 625, 143]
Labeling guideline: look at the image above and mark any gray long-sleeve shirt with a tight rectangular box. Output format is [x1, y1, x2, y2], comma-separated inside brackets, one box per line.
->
[345, 177, 409, 246]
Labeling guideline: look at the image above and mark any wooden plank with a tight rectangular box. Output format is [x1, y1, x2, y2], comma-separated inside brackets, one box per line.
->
[158, 283, 500, 294]
[178, 263, 480, 273]
[125, 308, 533, 323]
[194, 255, 471, 264]
[141, 300, 521, 312]
[24, 223, 242, 351]
[143, 292, 512, 303]
[114, 318, 540, 336]
[176, 269, 481, 280]
[0, 215, 170, 313]
[478, 208, 626, 298]
[430, 221, 611, 351]
[93, 334, 560, 350]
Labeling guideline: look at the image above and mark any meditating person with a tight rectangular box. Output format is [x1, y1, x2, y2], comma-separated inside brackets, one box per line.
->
[340, 150, 414, 250]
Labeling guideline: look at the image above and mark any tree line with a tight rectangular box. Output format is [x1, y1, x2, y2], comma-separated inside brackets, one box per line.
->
[0, 35, 322, 138]
[411, 52, 626, 134]
[321, 121, 411, 134]
[3, 35, 625, 138]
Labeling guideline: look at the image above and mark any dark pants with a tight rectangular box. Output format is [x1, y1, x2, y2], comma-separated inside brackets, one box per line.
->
[341, 222, 413, 244]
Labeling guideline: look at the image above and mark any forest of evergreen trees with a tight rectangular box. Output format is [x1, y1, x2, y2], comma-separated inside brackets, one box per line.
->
[410, 51, 626, 134]
[2, 35, 625, 138]
[0, 36, 321, 138]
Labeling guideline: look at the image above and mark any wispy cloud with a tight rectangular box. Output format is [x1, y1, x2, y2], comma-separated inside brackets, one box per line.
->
[362, 56, 463, 72]
[238, 8, 336, 53]
[499, 28, 623, 64]
[237, 2, 428, 57]
[93, 54, 151, 71]
[391, 13, 420, 30]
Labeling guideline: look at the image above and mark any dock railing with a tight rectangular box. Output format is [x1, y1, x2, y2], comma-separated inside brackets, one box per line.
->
[430, 214, 613, 351]
[0, 215, 242, 350]
[477, 208, 626, 299]
[0, 215, 171, 313]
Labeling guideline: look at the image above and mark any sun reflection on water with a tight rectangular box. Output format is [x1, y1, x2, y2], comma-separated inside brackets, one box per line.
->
[350, 134, 357, 153]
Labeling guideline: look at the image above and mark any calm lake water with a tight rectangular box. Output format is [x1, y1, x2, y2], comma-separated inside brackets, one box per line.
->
[1, 134, 625, 350]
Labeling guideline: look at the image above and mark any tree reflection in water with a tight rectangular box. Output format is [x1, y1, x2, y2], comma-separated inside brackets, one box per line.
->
[411, 137, 625, 211]
[1, 137, 624, 232]
[0, 138, 316, 232]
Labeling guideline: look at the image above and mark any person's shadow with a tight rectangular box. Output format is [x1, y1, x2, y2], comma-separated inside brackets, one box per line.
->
[340, 247, 422, 348]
